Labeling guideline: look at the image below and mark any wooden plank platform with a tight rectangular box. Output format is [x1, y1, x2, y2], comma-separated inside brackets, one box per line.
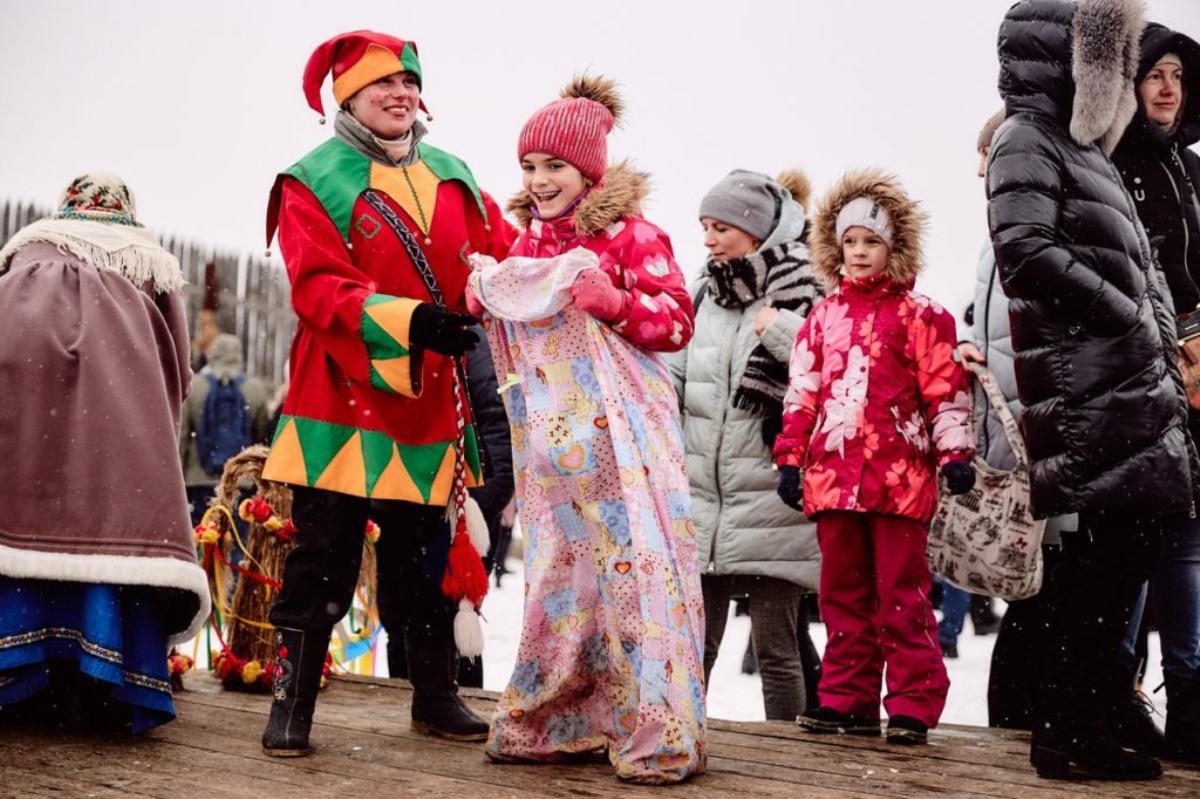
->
[3, 672, 1198, 798]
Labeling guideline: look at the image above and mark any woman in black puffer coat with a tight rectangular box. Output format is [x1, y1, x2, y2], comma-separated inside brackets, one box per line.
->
[1112, 22, 1200, 765]
[986, 0, 1196, 782]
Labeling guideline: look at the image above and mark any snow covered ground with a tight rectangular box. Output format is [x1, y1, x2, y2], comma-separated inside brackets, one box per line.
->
[465, 554, 1168, 727]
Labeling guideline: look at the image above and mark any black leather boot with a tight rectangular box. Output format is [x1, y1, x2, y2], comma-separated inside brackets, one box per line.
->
[1110, 690, 1168, 756]
[1165, 671, 1200, 764]
[261, 627, 331, 757]
[1031, 698, 1162, 781]
[1031, 726, 1162, 780]
[406, 627, 489, 741]
[1103, 664, 1168, 757]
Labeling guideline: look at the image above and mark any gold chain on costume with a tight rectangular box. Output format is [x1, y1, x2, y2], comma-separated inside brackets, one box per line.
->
[401, 165, 432, 245]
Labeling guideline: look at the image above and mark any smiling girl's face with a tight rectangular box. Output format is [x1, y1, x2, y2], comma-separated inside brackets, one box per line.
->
[521, 153, 587, 219]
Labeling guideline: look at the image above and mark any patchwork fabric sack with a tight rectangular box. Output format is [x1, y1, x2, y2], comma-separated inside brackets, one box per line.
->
[927, 362, 1045, 601]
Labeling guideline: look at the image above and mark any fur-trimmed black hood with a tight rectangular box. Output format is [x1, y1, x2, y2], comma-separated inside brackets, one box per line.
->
[1121, 22, 1200, 150]
[507, 160, 648, 238]
[997, 0, 1145, 155]
[808, 168, 928, 292]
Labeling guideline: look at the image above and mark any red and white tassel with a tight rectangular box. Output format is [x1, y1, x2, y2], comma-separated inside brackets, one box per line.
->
[454, 598, 484, 659]
[442, 361, 489, 657]
[463, 495, 490, 557]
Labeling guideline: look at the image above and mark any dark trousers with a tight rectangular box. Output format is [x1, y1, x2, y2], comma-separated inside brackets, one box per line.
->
[1035, 510, 1166, 737]
[269, 487, 457, 637]
[702, 574, 806, 720]
[987, 545, 1064, 729]
[380, 498, 503, 688]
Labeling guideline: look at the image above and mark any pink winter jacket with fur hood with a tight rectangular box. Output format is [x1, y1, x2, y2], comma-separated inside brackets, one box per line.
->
[773, 169, 974, 523]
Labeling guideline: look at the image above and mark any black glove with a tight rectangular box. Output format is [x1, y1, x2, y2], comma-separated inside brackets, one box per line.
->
[776, 466, 804, 511]
[409, 303, 479, 356]
[942, 461, 977, 495]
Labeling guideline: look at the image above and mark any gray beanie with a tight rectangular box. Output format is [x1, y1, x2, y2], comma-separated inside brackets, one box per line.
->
[698, 169, 784, 242]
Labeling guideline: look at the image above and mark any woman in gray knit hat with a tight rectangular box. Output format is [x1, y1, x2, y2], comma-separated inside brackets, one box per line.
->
[667, 169, 824, 720]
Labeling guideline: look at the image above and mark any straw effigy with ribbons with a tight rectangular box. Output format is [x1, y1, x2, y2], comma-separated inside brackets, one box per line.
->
[189, 445, 382, 692]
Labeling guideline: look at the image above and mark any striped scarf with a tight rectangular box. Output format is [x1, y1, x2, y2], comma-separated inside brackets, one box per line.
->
[703, 238, 822, 417]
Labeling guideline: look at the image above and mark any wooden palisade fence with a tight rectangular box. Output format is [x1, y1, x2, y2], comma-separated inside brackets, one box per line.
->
[2, 199, 295, 388]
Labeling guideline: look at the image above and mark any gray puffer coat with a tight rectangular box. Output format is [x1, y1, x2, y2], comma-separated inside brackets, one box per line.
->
[968, 244, 1022, 472]
[969, 241, 1076, 541]
[667, 207, 821, 588]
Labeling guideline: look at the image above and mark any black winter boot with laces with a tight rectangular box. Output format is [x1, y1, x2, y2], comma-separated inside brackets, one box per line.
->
[1101, 664, 1169, 758]
[1031, 691, 1162, 781]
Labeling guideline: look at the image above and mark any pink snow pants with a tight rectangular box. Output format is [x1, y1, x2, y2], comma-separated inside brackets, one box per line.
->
[815, 511, 949, 727]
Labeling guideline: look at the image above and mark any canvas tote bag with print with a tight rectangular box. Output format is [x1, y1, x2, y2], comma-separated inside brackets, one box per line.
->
[927, 361, 1045, 601]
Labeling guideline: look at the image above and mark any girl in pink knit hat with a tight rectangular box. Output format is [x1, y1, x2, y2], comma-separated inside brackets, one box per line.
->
[467, 76, 706, 784]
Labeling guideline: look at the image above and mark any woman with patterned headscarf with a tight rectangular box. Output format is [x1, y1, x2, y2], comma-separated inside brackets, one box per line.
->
[0, 172, 209, 733]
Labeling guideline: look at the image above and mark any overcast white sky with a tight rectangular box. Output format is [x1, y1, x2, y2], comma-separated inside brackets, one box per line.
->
[3, 0, 1198, 323]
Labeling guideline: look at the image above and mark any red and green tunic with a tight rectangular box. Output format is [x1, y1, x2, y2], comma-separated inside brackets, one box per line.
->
[262, 138, 513, 503]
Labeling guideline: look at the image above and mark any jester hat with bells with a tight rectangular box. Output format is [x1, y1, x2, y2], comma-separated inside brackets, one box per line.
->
[299, 32, 492, 657]
[303, 30, 430, 123]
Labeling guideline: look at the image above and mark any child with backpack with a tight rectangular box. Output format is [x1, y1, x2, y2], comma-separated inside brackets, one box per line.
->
[773, 169, 975, 745]
[180, 333, 271, 524]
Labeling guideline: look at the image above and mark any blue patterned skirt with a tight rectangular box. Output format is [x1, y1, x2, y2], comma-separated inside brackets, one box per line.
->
[0, 577, 176, 733]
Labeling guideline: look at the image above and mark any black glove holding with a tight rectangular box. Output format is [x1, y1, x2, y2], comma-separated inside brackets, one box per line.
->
[776, 465, 804, 511]
[942, 461, 977, 496]
[409, 303, 479, 356]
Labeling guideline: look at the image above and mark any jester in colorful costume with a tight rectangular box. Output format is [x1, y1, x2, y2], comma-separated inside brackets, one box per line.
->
[259, 30, 512, 756]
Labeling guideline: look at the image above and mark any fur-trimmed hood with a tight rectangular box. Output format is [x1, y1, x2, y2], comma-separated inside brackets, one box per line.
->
[808, 168, 927, 292]
[997, 0, 1145, 155]
[506, 160, 648, 238]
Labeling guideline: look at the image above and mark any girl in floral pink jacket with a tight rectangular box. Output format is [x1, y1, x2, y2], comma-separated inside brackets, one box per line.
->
[773, 169, 975, 744]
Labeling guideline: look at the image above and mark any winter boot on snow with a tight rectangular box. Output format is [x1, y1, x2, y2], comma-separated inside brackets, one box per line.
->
[1165, 671, 1200, 764]
[406, 627, 488, 741]
[261, 627, 331, 757]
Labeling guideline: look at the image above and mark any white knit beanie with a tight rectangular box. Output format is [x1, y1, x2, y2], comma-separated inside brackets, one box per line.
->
[835, 197, 893, 249]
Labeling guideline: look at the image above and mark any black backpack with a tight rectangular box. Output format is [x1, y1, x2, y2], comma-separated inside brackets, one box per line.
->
[197, 373, 252, 477]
